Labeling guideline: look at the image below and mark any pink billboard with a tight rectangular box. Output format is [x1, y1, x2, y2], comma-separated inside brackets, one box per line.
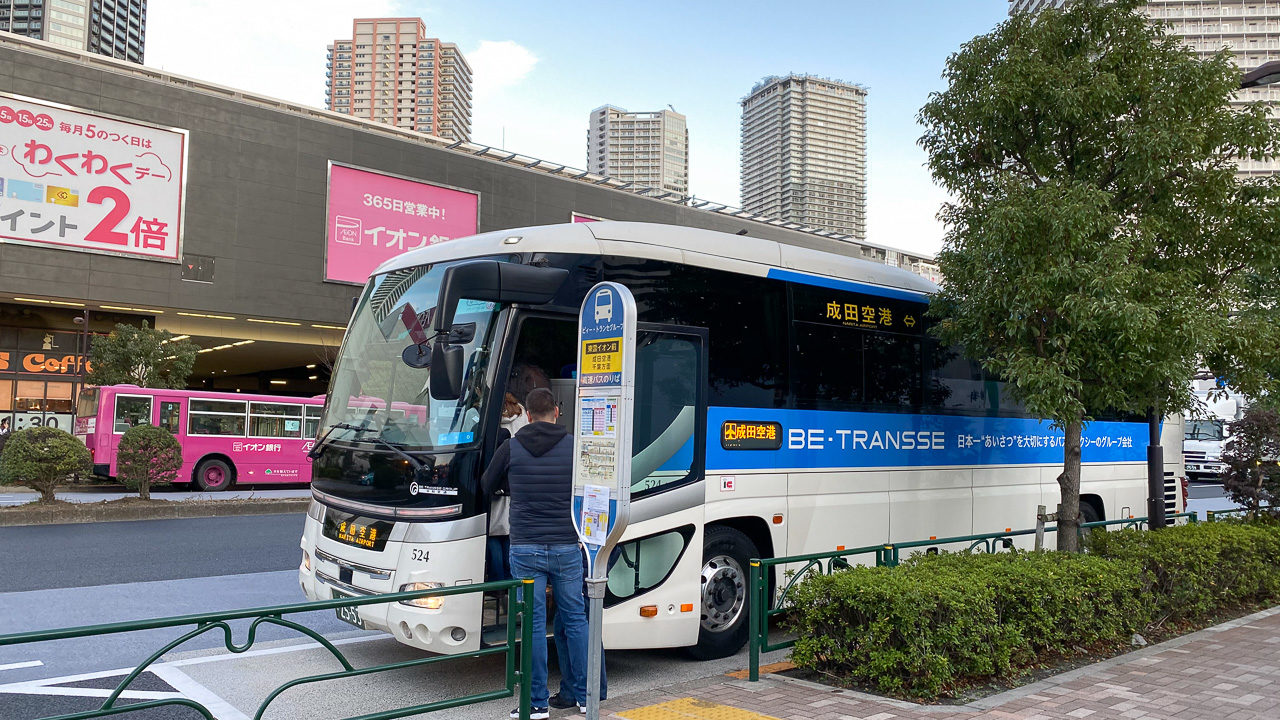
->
[325, 163, 479, 285]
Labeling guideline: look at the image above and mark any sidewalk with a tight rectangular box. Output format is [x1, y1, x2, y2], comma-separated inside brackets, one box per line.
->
[0, 485, 311, 506]
[606, 606, 1280, 720]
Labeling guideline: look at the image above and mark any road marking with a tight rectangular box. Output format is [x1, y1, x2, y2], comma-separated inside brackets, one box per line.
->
[151, 665, 250, 720]
[0, 660, 43, 671]
[0, 685, 178, 700]
[163, 631, 387, 668]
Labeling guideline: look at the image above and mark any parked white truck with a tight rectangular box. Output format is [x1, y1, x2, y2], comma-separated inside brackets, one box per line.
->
[1184, 378, 1247, 482]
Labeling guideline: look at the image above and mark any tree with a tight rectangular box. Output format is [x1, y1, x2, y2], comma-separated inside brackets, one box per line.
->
[116, 424, 183, 500]
[85, 321, 199, 389]
[1221, 406, 1280, 516]
[0, 427, 91, 502]
[919, 0, 1280, 550]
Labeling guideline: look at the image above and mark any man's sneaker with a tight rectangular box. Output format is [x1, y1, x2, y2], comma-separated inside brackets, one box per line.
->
[509, 707, 549, 719]
[578, 702, 588, 714]
[548, 693, 576, 710]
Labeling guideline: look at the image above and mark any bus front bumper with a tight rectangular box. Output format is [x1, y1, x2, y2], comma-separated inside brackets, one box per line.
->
[298, 513, 487, 654]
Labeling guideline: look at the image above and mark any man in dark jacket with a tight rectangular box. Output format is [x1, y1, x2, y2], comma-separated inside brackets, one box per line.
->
[482, 387, 587, 719]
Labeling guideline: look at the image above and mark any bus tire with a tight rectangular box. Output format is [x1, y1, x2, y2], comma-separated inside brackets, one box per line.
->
[688, 526, 757, 660]
[194, 458, 234, 492]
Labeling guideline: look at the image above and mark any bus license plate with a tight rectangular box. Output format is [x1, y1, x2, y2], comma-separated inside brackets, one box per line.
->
[333, 590, 363, 629]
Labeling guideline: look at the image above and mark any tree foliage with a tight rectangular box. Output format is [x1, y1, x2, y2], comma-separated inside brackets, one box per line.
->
[919, 0, 1280, 549]
[0, 427, 91, 502]
[1221, 406, 1280, 515]
[85, 322, 199, 389]
[117, 424, 184, 501]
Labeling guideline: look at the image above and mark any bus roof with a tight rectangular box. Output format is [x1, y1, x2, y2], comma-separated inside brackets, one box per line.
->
[373, 222, 938, 297]
[92, 385, 325, 405]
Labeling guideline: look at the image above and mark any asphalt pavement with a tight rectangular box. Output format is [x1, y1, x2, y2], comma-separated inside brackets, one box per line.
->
[0, 514, 307, 591]
[0, 512, 771, 720]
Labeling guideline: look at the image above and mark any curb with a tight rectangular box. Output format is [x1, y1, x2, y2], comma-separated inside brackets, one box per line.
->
[0, 498, 312, 527]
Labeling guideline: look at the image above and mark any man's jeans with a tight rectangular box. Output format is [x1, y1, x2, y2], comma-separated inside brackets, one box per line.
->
[555, 546, 606, 702]
[510, 543, 588, 707]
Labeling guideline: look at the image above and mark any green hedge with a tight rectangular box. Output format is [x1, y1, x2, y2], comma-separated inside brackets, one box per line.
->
[1085, 520, 1280, 623]
[790, 552, 1144, 697]
[789, 521, 1280, 698]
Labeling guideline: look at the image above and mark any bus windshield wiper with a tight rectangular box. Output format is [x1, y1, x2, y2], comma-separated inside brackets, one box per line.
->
[311, 421, 425, 472]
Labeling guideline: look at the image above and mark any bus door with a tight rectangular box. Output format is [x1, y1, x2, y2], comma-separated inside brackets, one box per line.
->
[156, 396, 184, 437]
[605, 324, 708, 649]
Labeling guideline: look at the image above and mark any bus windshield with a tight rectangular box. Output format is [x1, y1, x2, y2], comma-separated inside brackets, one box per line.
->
[320, 259, 503, 451]
[1184, 419, 1225, 441]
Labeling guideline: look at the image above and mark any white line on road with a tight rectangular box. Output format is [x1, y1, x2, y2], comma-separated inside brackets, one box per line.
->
[162, 632, 387, 668]
[0, 660, 43, 671]
[151, 665, 250, 720]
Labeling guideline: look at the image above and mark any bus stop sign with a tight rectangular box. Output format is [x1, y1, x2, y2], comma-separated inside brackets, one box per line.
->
[572, 281, 636, 580]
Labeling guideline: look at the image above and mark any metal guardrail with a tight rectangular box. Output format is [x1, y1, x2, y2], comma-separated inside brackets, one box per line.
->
[0, 579, 535, 720]
[746, 511, 1198, 681]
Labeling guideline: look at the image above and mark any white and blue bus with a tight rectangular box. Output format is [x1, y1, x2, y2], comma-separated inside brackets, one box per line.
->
[298, 221, 1184, 659]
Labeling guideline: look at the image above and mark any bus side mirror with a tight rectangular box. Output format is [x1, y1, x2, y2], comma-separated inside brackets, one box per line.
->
[429, 341, 464, 400]
[432, 261, 568, 335]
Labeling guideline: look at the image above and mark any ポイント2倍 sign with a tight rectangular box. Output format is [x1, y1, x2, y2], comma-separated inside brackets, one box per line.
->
[0, 93, 187, 262]
[324, 163, 480, 285]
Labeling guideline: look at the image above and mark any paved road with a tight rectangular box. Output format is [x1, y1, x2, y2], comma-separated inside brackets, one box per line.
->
[0, 513, 775, 720]
[1187, 479, 1242, 519]
[0, 514, 307, 591]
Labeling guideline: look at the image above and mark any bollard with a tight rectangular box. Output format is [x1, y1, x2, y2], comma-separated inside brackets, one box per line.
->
[748, 560, 761, 682]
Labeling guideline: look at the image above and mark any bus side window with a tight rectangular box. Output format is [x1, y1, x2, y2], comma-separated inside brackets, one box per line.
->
[630, 331, 703, 497]
[607, 526, 694, 601]
[114, 396, 152, 433]
[305, 406, 324, 438]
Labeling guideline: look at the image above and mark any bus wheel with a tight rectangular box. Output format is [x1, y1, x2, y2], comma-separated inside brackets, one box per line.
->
[688, 526, 757, 660]
[194, 458, 234, 491]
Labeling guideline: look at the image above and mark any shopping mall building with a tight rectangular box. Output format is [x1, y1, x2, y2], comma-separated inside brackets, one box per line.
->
[0, 33, 936, 432]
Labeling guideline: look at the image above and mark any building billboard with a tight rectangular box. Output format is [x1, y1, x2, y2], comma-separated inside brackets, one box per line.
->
[0, 92, 187, 262]
[325, 163, 479, 285]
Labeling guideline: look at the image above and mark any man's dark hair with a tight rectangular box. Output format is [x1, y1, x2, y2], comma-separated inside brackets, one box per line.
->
[525, 387, 557, 420]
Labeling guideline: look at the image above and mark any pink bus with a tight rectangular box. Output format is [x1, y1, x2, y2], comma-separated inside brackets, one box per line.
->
[74, 385, 325, 491]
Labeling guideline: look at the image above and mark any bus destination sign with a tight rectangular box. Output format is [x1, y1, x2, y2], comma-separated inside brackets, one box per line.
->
[721, 421, 783, 450]
[322, 510, 392, 552]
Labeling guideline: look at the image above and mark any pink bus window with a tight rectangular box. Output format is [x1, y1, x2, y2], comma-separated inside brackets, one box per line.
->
[188, 399, 246, 436]
[250, 403, 303, 438]
[114, 396, 152, 433]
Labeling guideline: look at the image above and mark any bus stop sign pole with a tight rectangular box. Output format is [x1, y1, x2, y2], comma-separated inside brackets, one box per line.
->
[571, 281, 636, 720]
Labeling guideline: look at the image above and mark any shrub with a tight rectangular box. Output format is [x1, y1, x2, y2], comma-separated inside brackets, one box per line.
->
[117, 424, 183, 500]
[1220, 405, 1280, 515]
[789, 552, 1143, 698]
[0, 426, 91, 502]
[1085, 521, 1280, 624]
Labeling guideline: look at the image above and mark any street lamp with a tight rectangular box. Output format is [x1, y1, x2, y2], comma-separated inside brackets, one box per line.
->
[1240, 60, 1280, 89]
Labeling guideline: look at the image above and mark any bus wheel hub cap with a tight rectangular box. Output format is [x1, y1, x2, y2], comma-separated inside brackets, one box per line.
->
[700, 555, 745, 633]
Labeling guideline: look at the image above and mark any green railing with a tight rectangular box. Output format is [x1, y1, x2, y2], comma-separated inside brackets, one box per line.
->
[747, 511, 1198, 681]
[0, 579, 535, 720]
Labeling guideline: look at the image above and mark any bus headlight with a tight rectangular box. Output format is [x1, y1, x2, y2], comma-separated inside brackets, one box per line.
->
[400, 582, 445, 609]
[302, 551, 311, 572]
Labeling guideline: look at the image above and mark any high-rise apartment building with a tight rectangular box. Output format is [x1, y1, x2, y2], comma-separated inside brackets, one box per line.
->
[1010, 0, 1280, 177]
[326, 18, 472, 142]
[587, 105, 689, 196]
[0, 0, 145, 62]
[740, 74, 868, 240]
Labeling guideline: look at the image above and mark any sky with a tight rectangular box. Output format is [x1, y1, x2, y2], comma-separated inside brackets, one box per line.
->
[145, 1, 1012, 257]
